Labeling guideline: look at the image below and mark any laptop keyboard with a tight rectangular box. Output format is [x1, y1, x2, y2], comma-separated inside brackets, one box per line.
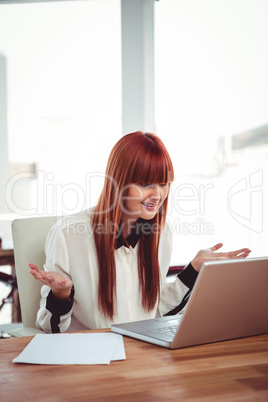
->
[141, 315, 184, 342]
[151, 326, 178, 336]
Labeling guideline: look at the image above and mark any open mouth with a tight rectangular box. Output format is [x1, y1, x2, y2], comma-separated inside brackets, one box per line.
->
[141, 202, 158, 210]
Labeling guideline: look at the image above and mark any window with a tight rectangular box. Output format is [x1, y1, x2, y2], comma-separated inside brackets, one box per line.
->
[0, 0, 121, 218]
[155, 0, 268, 263]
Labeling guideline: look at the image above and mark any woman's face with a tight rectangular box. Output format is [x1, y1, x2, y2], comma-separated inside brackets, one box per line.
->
[121, 182, 170, 223]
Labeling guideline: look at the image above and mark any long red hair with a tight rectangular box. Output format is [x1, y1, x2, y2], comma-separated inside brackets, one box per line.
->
[92, 132, 174, 319]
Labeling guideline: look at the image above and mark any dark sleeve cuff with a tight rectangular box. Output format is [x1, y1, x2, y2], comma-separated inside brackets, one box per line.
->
[177, 262, 198, 289]
[46, 287, 75, 316]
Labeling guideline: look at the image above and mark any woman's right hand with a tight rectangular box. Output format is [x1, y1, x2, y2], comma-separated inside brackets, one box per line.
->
[28, 263, 73, 300]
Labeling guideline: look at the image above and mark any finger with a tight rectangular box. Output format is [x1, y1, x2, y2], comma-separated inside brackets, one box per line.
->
[30, 271, 50, 286]
[236, 250, 251, 259]
[226, 248, 251, 258]
[29, 270, 40, 280]
[29, 269, 45, 281]
[240, 253, 250, 259]
[209, 243, 223, 252]
[37, 272, 58, 286]
[28, 263, 41, 273]
[215, 249, 251, 260]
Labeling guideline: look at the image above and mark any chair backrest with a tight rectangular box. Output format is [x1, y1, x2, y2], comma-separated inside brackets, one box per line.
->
[12, 216, 60, 329]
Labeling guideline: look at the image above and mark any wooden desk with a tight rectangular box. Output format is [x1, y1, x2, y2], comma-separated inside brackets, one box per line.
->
[0, 332, 267, 401]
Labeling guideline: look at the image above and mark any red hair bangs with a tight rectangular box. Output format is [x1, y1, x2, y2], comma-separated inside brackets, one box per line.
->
[107, 132, 174, 188]
[130, 142, 174, 186]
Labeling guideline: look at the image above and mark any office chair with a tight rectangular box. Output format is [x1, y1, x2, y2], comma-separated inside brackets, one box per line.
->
[9, 216, 60, 337]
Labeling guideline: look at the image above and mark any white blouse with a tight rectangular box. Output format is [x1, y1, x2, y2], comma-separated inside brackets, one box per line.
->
[36, 209, 194, 333]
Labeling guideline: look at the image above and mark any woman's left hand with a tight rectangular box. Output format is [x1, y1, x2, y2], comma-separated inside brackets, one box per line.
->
[191, 243, 251, 272]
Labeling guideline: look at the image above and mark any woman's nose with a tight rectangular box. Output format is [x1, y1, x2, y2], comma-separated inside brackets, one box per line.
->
[150, 184, 161, 198]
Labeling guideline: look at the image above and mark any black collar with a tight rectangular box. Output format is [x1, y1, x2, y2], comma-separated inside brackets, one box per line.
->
[115, 218, 146, 249]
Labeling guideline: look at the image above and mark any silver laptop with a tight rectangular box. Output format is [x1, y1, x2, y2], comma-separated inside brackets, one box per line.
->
[111, 257, 268, 349]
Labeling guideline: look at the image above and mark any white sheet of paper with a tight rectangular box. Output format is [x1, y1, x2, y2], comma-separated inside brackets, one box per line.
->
[12, 333, 126, 365]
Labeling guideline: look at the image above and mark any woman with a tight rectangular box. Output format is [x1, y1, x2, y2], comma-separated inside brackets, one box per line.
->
[29, 132, 250, 333]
